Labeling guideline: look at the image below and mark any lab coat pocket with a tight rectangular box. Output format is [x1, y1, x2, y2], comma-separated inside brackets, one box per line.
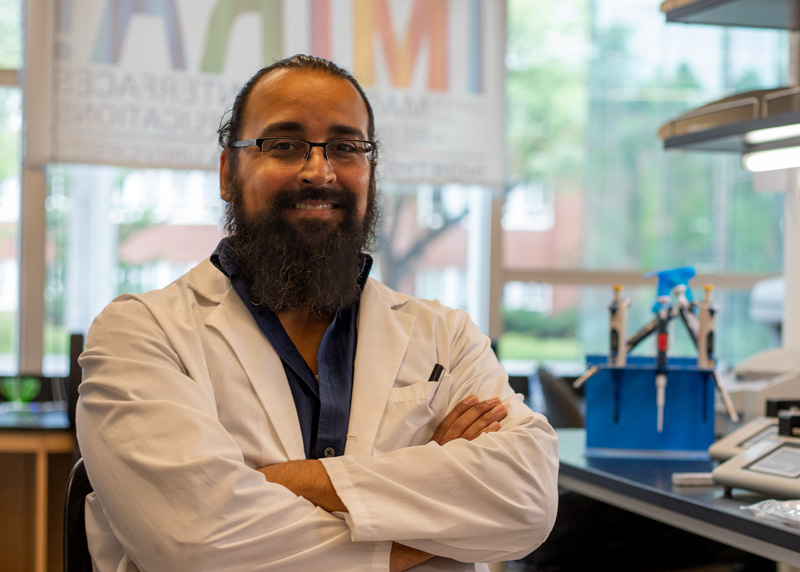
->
[428, 373, 451, 416]
[375, 375, 452, 452]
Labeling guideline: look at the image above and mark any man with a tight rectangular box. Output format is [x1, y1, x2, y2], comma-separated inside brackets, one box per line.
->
[77, 55, 558, 572]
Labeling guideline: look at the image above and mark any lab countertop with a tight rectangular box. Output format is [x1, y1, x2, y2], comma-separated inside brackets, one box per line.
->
[557, 428, 800, 564]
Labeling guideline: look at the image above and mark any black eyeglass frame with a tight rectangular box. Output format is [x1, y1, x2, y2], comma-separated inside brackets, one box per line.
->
[229, 137, 378, 162]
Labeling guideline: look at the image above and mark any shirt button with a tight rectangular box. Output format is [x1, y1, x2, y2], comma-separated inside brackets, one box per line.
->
[323, 447, 336, 457]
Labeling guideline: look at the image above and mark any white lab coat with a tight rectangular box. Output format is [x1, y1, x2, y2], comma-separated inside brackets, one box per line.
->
[77, 259, 558, 572]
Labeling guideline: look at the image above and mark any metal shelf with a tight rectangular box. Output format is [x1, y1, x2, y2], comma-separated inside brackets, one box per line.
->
[661, 0, 800, 30]
[663, 110, 800, 152]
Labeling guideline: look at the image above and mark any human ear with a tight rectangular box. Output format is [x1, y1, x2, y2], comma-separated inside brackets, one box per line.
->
[220, 149, 232, 202]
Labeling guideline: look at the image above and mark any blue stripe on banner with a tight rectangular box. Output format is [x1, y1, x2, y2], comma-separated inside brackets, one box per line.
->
[469, 0, 483, 93]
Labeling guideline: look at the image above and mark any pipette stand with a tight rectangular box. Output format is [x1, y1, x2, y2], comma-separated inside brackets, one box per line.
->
[584, 355, 715, 459]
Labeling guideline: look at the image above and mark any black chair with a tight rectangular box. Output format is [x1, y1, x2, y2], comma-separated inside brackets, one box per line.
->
[67, 333, 84, 438]
[507, 375, 531, 402]
[63, 458, 93, 572]
[535, 367, 584, 428]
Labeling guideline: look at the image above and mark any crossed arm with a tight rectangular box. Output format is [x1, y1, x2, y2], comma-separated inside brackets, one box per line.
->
[258, 395, 508, 571]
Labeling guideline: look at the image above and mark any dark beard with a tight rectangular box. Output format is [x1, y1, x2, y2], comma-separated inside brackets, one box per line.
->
[225, 183, 379, 317]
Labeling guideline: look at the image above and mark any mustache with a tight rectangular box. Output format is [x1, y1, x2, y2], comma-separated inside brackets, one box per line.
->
[268, 187, 358, 212]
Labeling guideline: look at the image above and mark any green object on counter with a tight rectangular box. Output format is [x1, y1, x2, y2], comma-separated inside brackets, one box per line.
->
[0, 376, 41, 402]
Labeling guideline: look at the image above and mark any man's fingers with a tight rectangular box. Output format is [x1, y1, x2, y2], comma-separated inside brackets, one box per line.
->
[478, 421, 502, 436]
[432, 396, 507, 445]
[462, 406, 507, 440]
[431, 395, 479, 443]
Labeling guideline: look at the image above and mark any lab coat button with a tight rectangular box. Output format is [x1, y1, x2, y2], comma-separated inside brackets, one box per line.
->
[323, 447, 336, 457]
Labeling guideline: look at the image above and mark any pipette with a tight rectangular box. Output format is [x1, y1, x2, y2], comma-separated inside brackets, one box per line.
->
[674, 284, 738, 422]
[655, 295, 671, 433]
[573, 308, 677, 389]
[608, 285, 630, 367]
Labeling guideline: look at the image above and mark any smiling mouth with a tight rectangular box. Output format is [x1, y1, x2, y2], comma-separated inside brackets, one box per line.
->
[294, 202, 336, 210]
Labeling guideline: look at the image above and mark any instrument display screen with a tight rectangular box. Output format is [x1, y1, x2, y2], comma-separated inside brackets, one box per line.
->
[746, 443, 800, 479]
[739, 425, 779, 449]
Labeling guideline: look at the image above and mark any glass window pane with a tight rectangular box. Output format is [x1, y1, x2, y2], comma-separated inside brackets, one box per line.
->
[506, 0, 787, 273]
[372, 183, 491, 330]
[44, 165, 223, 374]
[0, 86, 21, 374]
[0, 0, 21, 69]
[584, 3, 787, 274]
[504, 0, 787, 370]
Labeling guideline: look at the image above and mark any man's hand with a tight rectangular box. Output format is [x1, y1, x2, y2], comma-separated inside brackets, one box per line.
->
[258, 460, 346, 512]
[258, 394, 506, 570]
[389, 395, 507, 569]
[431, 395, 507, 446]
[390, 542, 434, 572]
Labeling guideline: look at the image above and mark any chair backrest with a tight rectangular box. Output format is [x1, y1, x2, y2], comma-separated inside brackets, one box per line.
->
[507, 375, 531, 402]
[67, 333, 84, 436]
[536, 367, 585, 428]
[63, 458, 94, 572]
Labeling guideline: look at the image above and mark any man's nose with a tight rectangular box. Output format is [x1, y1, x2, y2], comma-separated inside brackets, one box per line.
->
[299, 147, 337, 186]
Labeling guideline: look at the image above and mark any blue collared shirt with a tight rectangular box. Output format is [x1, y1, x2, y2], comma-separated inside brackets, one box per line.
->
[211, 238, 371, 460]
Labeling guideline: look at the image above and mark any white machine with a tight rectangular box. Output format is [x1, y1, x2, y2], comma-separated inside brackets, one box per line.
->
[709, 399, 800, 461]
[709, 417, 780, 462]
[713, 410, 800, 499]
[723, 371, 800, 430]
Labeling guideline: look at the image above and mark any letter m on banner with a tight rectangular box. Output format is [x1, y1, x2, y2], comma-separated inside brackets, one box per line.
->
[354, 0, 447, 91]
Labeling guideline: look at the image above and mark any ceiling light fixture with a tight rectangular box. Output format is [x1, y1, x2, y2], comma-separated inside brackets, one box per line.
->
[742, 146, 800, 172]
[745, 123, 800, 144]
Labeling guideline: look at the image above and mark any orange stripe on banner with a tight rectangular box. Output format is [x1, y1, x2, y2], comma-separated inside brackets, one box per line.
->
[426, 0, 447, 91]
[353, 0, 373, 85]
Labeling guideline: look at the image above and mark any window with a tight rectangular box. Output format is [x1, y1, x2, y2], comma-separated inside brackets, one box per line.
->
[502, 182, 554, 232]
[0, 0, 21, 69]
[0, 86, 20, 374]
[0, 0, 20, 374]
[14, 0, 790, 378]
[373, 182, 491, 329]
[43, 166, 223, 374]
[500, 0, 787, 372]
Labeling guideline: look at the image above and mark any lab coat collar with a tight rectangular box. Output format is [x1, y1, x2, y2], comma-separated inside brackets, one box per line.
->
[187, 261, 415, 460]
[346, 279, 415, 456]
[191, 260, 306, 460]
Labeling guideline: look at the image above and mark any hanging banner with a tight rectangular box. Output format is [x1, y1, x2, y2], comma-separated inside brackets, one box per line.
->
[27, 0, 505, 185]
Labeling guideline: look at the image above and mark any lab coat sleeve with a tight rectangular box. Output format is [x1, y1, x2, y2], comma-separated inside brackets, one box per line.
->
[77, 297, 391, 572]
[320, 308, 559, 564]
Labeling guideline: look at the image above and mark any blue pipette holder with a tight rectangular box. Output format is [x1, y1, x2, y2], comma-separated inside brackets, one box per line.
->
[584, 355, 715, 459]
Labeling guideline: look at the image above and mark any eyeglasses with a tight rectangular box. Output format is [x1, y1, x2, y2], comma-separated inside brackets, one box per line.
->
[230, 137, 377, 169]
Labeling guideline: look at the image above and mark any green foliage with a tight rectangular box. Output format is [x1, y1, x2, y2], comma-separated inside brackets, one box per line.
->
[729, 178, 783, 272]
[0, 89, 20, 185]
[505, 6, 785, 366]
[672, 63, 702, 91]
[44, 323, 68, 355]
[45, 169, 70, 327]
[734, 69, 762, 92]
[506, 0, 588, 190]
[0, 4, 20, 185]
[0, 311, 14, 354]
[502, 307, 579, 339]
[0, 0, 20, 68]
[581, 16, 784, 277]
[497, 331, 582, 361]
[118, 207, 158, 243]
[116, 207, 161, 295]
